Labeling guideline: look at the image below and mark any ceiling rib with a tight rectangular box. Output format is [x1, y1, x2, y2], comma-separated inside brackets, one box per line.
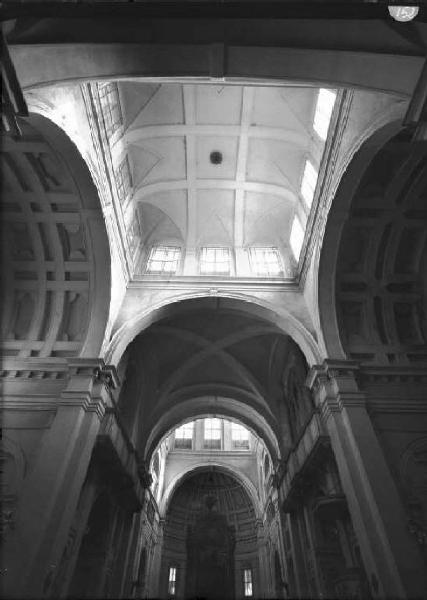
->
[183, 84, 197, 249]
[133, 179, 297, 203]
[235, 86, 255, 250]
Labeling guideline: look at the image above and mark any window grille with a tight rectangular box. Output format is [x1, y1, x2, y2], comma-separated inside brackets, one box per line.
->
[243, 568, 253, 597]
[231, 422, 249, 449]
[116, 155, 132, 204]
[174, 422, 194, 450]
[200, 247, 231, 275]
[203, 418, 222, 449]
[168, 566, 177, 596]
[146, 246, 181, 274]
[98, 82, 123, 137]
[249, 247, 283, 277]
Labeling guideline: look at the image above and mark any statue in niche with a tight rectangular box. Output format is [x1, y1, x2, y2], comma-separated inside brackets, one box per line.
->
[185, 494, 235, 599]
[282, 350, 314, 444]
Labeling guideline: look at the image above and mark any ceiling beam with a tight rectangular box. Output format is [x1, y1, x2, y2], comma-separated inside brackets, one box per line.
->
[133, 179, 298, 203]
[3, 3, 426, 22]
[234, 86, 255, 250]
[183, 84, 197, 248]
[118, 123, 308, 148]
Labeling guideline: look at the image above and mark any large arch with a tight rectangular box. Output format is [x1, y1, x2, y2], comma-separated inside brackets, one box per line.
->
[6, 12, 426, 97]
[159, 463, 262, 519]
[106, 292, 321, 367]
[318, 123, 427, 363]
[1, 113, 111, 359]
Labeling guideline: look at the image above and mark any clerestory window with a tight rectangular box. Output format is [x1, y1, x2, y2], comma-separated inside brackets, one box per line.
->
[231, 422, 250, 450]
[243, 568, 253, 597]
[146, 246, 181, 274]
[200, 247, 231, 275]
[313, 88, 337, 141]
[248, 247, 283, 277]
[203, 418, 222, 449]
[168, 566, 177, 596]
[290, 216, 304, 261]
[98, 82, 123, 137]
[115, 155, 132, 204]
[300, 159, 318, 208]
[174, 421, 194, 450]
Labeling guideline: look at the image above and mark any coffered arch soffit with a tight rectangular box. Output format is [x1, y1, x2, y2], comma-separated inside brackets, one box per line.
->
[318, 123, 427, 364]
[1, 113, 111, 359]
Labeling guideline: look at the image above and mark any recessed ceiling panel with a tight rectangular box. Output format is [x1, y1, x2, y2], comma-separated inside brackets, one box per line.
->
[126, 83, 184, 128]
[246, 138, 303, 191]
[196, 189, 234, 246]
[244, 191, 294, 246]
[130, 136, 186, 187]
[196, 85, 243, 125]
[252, 87, 317, 132]
[139, 190, 188, 241]
[138, 201, 185, 245]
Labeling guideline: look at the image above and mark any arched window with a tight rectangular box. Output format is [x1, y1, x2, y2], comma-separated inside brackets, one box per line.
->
[168, 565, 177, 596]
[203, 418, 222, 449]
[174, 421, 194, 449]
[243, 566, 253, 597]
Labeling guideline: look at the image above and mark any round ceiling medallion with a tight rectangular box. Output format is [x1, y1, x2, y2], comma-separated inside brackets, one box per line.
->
[210, 151, 223, 165]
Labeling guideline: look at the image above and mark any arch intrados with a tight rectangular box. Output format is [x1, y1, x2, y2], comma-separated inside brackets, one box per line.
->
[149, 412, 273, 467]
[107, 293, 321, 367]
[12, 38, 421, 97]
[144, 396, 281, 465]
[6, 113, 111, 359]
[160, 463, 261, 519]
[317, 120, 405, 359]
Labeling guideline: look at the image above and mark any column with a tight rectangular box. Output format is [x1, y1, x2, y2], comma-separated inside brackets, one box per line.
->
[307, 360, 427, 599]
[256, 520, 271, 599]
[2, 359, 116, 598]
[285, 512, 307, 599]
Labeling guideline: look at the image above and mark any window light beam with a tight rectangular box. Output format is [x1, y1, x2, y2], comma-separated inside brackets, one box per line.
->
[146, 246, 181, 274]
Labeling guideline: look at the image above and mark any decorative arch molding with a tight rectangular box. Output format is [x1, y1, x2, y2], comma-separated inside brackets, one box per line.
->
[105, 292, 321, 367]
[317, 119, 426, 362]
[144, 396, 282, 465]
[159, 463, 262, 520]
[9, 40, 424, 97]
[1, 113, 111, 359]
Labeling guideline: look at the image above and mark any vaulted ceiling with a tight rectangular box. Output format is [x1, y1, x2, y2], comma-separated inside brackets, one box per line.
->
[109, 82, 330, 276]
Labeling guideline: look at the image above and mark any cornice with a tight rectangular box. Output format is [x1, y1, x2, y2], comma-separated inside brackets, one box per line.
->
[128, 276, 299, 292]
[368, 397, 427, 414]
[359, 366, 427, 387]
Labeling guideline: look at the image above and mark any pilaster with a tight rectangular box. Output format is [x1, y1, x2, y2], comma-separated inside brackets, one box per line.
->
[2, 358, 117, 598]
[307, 360, 427, 599]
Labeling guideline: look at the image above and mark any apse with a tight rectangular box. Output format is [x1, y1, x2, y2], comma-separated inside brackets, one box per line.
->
[160, 468, 258, 600]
